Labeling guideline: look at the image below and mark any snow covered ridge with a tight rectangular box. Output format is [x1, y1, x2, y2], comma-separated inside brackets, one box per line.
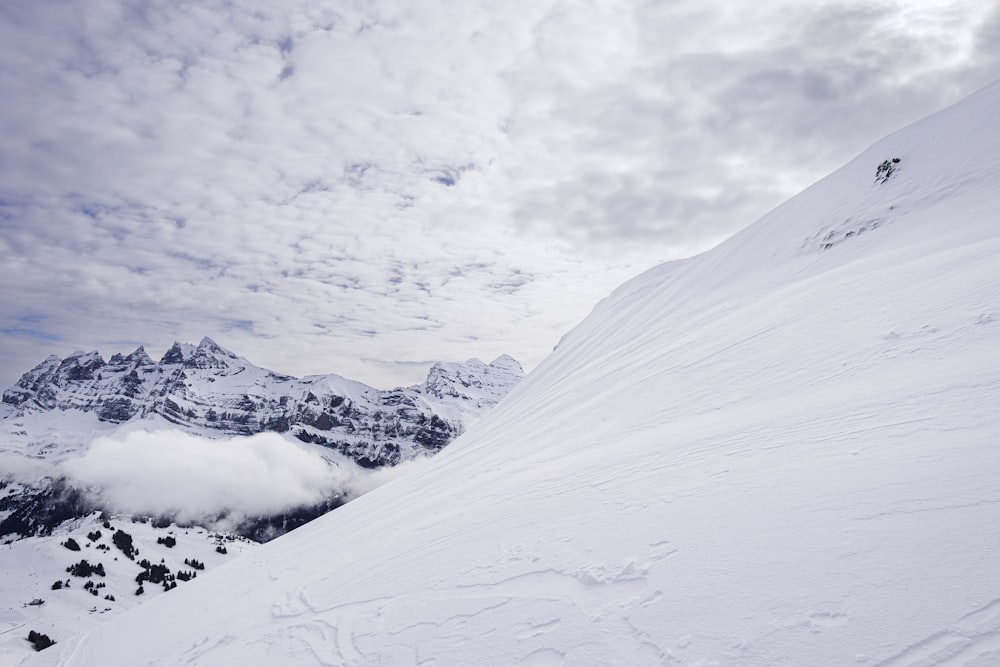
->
[26, 82, 1000, 666]
[2, 338, 524, 468]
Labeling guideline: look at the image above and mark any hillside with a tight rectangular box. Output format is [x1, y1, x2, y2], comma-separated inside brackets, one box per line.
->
[30, 82, 1000, 666]
[0, 513, 256, 667]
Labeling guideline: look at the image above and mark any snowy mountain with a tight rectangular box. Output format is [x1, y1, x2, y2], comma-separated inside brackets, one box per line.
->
[2, 338, 524, 468]
[1, 342, 522, 542]
[25, 83, 1000, 666]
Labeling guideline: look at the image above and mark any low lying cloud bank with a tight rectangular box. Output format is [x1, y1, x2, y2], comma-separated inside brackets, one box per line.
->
[55, 429, 427, 528]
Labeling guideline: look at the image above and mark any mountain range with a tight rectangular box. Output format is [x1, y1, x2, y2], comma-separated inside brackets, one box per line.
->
[0, 341, 522, 543]
[2, 337, 523, 469]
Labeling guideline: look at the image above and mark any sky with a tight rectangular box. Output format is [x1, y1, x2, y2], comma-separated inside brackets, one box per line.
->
[1, 0, 998, 390]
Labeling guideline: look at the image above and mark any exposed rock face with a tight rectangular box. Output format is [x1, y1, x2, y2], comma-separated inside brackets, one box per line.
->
[3, 338, 524, 468]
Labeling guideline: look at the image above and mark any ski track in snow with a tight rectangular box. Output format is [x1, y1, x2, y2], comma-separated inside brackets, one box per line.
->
[264, 558, 669, 666]
[872, 598, 1000, 667]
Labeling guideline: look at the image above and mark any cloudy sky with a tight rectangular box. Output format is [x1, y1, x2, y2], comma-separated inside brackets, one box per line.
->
[1, 0, 997, 389]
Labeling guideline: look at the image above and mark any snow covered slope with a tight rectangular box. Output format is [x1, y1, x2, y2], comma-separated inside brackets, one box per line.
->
[32, 83, 1000, 666]
[0, 513, 255, 667]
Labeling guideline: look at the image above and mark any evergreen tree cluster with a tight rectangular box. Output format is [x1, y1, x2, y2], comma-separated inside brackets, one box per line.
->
[184, 557, 205, 570]
[112, 529, 137, 560]
[135, 558, 179, 593]
[27, 630, 55, 651]
[66, 559, 106, 578]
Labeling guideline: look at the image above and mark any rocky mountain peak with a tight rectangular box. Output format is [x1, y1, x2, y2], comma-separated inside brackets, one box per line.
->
[3, 339, 524, 469]
[127, 346, 154, 366]
[419, 356, 526, 408]
[184, 337, 240, 370]
[159, 341, 196, 365]
[489, 354, 524, 374]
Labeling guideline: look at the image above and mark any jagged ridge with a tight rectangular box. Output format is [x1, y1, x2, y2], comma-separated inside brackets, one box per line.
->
[3, 337, 524, 468]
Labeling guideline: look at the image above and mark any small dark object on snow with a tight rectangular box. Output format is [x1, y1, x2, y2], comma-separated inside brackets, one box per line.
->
[66, 559, 105, 578]
[27, 630, 55, 651]
[875, 157, 901, 184]
[112, 529, 137, 560]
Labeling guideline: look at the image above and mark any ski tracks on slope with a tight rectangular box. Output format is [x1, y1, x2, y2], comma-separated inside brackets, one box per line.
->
[872, 598, 1000, 666]
[263, 542, 679, 666]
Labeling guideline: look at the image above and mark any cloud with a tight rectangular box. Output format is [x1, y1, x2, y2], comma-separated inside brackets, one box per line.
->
[0, 452, 56, 481]
[498, 1, 1000, 248]
[0, 1, 996, 391]
[60, 429, 413, 525]
[339, 456, 434, 499]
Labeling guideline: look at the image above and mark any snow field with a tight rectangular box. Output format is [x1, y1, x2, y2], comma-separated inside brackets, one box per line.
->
[0, 513, 255, 667]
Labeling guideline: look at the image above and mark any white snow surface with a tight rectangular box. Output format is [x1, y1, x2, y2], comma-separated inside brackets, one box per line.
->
[0, 513, 255, 667]
[30, 83, 1000, 666]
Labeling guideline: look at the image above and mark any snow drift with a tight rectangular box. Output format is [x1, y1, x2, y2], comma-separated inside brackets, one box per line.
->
[32, 83, 1000, 665]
